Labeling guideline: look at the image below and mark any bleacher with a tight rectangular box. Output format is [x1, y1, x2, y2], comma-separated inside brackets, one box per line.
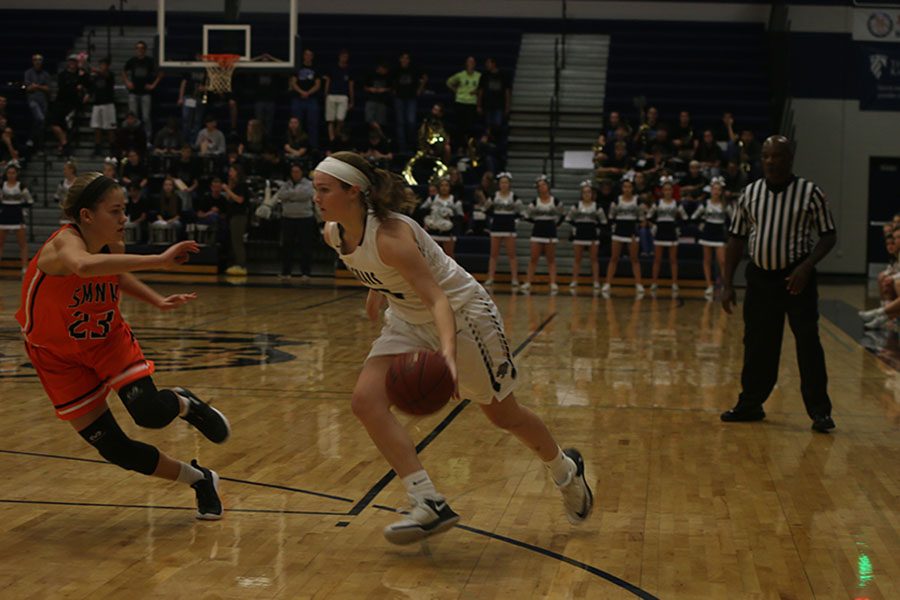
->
[1, 10, 771, 281]
[604, 20, 769, 135]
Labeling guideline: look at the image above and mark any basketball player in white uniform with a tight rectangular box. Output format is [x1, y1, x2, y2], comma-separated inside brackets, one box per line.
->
[314, 152, 594, 545]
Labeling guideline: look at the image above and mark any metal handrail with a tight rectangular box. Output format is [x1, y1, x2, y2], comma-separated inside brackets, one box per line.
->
[561, 0, 568, 70]
[549, 37, 562, 186]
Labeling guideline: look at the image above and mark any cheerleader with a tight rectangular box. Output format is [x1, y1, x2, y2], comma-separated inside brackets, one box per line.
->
[102, 156, 119, 183]
[485, 172, 523, 287]
[420, 177, 463, 258]
[692, 176, 730, 299]
[56, 160, 78, 224]
[522, 175, 565, 294]
[0, 165, 34, 273]
[56, 160, 78, 204]
[602, 176, 646, 296]
[567, 180, 608, 291]
[648, 176, 689, 295]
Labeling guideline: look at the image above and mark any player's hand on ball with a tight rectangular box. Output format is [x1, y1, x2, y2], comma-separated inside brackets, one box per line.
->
[157, 293, 197, 310]
[721, 286, 736, 314]
[160, 241, 200, 268]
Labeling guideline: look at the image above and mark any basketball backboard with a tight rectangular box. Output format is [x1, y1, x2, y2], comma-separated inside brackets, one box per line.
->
[157, 0, 298, 70]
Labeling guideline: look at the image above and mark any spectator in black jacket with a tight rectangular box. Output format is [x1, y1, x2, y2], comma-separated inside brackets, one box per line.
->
[49, 55, 89, 156]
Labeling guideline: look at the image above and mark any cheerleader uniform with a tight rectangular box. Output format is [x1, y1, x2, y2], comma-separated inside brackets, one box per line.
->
[487, 191, 522, 238]
[421, 194, 463, 242]
[567, 201, 608, 246]
[609, 196, 644, 243]
[0, 181, 34, 231]
[647, 199, 689, 247]
[692, 200, 730, 247]
[526, 196, 565, 244]
[470, 198, 490, 236]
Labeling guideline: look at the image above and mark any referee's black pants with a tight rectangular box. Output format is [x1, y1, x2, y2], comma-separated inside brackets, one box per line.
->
[737, 261, 832, 418]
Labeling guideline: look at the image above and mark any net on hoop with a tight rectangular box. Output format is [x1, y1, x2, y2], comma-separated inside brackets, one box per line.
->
[201, 54, 240, 94]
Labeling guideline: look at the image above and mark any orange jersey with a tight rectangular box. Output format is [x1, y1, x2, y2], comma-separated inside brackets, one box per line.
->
[15, 225, 125, 352]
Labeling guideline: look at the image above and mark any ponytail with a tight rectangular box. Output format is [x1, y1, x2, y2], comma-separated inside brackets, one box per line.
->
[329, 151, 417, 220]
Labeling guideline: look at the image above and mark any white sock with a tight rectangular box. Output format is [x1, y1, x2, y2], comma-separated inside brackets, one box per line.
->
[176, 461, 205, 485]
[402, 470, 438, 502]
[176, 392, 191, 417]
[545, 448, 575, 486]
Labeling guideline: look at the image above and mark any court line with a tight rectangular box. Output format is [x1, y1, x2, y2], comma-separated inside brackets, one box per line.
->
[190, 289, 363, 328]
[0, 449, 354, 503]
[0, 498, 347, 516]
[371, 504, 659, 600]
[346, 312, 558, 517]
[347, 400, 472, 516]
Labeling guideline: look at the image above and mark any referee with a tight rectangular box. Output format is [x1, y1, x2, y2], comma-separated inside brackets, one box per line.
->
[721, 135, 837, 432]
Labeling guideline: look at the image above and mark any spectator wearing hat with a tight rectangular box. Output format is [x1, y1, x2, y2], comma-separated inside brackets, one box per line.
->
[24, 54, 52, 150]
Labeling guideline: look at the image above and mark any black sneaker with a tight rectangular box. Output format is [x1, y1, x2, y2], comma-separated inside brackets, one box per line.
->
[811, 415, 836, 433]
[176, 387, 231, 443]
[383, 495, 460, 545]
[559, 448, 594, 524]
[720, 406, 766, 422]
[190, 459, 223, 520]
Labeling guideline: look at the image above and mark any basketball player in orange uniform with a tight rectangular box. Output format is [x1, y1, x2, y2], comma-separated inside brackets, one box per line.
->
[15, 173, 230, 519]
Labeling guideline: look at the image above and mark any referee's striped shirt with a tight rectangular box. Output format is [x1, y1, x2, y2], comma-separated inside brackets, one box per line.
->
[728, 176, 836, 270]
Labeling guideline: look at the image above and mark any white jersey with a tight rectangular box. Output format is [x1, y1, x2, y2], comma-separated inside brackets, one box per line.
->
[327, 211, 481, 324]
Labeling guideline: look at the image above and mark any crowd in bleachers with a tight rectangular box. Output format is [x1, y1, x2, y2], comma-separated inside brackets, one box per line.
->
[0, 41, 518, 276]
[0, 38, 772, 295]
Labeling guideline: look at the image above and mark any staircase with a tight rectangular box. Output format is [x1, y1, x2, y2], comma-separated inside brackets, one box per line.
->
[505, 33, 610, 273]
[2, 26, 157, 263]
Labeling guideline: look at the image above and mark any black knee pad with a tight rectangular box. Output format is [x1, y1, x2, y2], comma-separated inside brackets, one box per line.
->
[79, 410, 160, 475]
[118, 376, 180, 429]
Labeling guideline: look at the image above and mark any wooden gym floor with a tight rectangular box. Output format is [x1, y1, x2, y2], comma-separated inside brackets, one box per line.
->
[0, 275, 897, 599]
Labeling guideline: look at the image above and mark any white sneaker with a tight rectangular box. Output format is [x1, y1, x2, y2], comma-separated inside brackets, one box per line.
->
[671, 284, 679, 297]
[593, 281, 601, 290]
[299, 274, 312, 283]
[550, 283, 559, 294]
[864, 314, 889, 330]
[519, 282, 531, 294]
[650, 283, 658, 293]
[484, 278, 494, 286]
[635, 284, 645, 296]
[510, 279, 520, 288]
[858, 307, 882, 320]
[383, 495, 460, 545]
[557, 448, 594, 525]
[569, 280, 577, 288]
[601, 283, 611, 293]
[704, 285, 714, 299]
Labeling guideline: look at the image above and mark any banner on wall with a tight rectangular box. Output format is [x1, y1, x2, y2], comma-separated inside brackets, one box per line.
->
[854, 9, 900, 42]
[860, 44, 900, 110]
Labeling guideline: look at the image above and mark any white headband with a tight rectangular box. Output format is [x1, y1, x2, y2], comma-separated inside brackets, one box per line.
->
[315, 157, 371, 191]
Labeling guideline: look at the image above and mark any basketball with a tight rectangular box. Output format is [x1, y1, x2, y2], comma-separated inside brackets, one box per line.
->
[385, 350, 454, 415]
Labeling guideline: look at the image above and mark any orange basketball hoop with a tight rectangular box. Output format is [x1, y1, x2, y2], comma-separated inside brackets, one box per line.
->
[200, 54, 241, 94]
